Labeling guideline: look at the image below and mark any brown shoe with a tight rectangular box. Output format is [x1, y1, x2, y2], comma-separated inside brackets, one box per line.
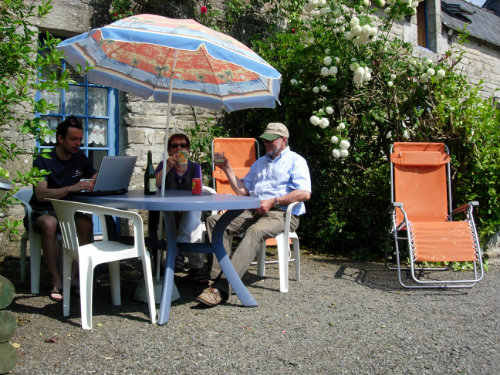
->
[196, 287, 223, 307]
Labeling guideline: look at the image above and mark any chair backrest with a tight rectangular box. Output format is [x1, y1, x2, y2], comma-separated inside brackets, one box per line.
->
[49, 199, 83, 254]
[14, 188, 33, 213]
[390, 142, 452, 223]
[211, 138, 259, 195]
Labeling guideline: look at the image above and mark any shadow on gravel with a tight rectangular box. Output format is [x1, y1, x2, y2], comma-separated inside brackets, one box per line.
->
[307, 255, 470, 296]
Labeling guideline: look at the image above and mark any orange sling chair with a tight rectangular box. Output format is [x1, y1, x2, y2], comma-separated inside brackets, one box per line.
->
[386, 142, 484, 288]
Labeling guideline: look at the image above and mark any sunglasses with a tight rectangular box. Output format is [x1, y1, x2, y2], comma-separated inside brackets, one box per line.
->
[169, 143, 188, 148]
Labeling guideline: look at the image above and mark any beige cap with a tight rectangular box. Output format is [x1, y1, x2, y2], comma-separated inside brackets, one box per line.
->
[259, 122, 289, 141]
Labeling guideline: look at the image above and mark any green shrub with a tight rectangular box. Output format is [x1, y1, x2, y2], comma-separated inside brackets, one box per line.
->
[236, 0, 500, 258]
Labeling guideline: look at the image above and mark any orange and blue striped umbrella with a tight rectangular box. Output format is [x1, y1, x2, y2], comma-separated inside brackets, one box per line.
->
[57, 14, 281, 112]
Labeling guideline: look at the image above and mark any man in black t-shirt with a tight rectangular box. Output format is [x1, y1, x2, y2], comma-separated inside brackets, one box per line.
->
[31, 116, 97, 302]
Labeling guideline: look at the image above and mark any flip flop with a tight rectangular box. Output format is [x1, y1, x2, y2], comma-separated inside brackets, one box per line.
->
[49, 287, 63, 302]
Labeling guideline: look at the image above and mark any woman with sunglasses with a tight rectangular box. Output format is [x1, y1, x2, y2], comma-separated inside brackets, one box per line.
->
[155, 133, 208, 285]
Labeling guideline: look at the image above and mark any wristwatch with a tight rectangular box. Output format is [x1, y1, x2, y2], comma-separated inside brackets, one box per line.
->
[273, 197, 280, 209]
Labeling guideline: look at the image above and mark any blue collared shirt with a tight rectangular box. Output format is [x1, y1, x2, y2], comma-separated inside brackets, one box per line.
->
[242, 146, 311, 216]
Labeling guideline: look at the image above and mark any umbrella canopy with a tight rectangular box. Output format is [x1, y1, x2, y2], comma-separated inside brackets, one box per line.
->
[57, 14, 281, 112]
[58, 14, 281, 195]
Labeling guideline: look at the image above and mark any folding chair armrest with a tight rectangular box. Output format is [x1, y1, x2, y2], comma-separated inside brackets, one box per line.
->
[387, 202, 402, 213]
[452, 201, 479, 215]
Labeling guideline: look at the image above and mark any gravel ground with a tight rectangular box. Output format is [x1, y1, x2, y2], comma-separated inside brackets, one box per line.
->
[1, 252, 499, 375]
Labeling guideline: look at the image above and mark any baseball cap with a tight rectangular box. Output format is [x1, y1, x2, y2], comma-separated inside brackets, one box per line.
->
[259, 122, 289, 141]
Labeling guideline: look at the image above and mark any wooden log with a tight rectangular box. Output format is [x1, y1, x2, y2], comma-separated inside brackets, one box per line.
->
[0, 311, 16, 342]
[0, 342, 17, 374]
[0, 275, 15, 309]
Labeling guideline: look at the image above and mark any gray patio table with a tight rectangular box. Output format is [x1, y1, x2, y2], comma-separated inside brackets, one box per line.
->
[73, 189, 259, 325]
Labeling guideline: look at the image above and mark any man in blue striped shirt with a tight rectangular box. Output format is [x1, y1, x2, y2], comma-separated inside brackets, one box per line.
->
[197, 122, 311, 306]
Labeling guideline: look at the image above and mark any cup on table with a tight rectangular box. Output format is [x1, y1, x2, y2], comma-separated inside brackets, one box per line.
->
[80, 179, 95, 192]
[214, 152, 225, 164]
[177, 150, 188, 166]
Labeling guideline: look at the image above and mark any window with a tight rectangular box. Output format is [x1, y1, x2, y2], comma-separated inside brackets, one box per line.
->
[36, 60, 118, 168]
[417, 0, 428, 48]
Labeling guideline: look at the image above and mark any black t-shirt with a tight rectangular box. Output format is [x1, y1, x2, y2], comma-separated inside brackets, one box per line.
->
[31, 148, 97, 209]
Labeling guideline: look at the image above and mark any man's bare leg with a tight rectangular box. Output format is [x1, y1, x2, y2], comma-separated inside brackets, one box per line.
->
[36, 214, 62, 298]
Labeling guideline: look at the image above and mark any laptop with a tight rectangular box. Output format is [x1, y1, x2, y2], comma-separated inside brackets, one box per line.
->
[73, 156, 137, 196]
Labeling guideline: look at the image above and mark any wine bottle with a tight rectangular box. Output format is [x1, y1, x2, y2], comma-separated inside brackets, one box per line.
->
[144, 150, 156, 195]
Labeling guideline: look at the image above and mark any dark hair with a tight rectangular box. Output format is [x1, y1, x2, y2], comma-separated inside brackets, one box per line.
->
[167, 133, 190, 149]
[56, 116, 83, 145]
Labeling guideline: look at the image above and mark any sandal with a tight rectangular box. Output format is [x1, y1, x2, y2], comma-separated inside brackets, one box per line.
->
[175, 254, 185, 272]
[49, 287, 63, 302]
[188, 269, 209, 285]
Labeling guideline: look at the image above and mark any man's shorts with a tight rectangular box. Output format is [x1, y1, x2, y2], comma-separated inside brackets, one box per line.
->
[25, 207, 90, 233]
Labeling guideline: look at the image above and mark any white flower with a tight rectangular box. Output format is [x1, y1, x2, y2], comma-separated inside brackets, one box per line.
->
[331, 135, 339, 144]
[325, 48, 330, 54]
[349, 62, 359, 71]
[340, 149, 349, 158]
[363, 70, 371, 82]
[313, 86, 320, 93]
[321, 67, 330, 76]
[323, 56, 332, 66]
[337, 122, 346, 130]
[426, 58, 433, 66]
[390, 74, 396, 80]
[427, 68, 435, 76]
[321, 85, 328, 92]
[334, 56, 340, 64]
[403, 130, 410, 139]
[310, 115, 320, 126]
[350, 16, 360, 27]
[384, 7, 391, 15]
[345, 31, 353, 40]
[388, 81, 393, 87]
[339, 140, 351, 150]
[332, 149, 341, 159]
[329, 66, 338, 76]
[363, 0, 371, 6]
[419, 74, 428, 84]
[318, 0, 327, 6]
[352, 25, 362, 35]
[319, 118, 330, 128]
[332, 9, 341, 18]
[436, 69, 445, 79]
[326, 106, 334, 114]
[290, 78, 298, 85]
[377, 0, 385, 6]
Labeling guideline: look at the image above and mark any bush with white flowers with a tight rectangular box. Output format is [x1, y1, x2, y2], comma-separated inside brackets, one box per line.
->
[240, 0, 499, 256]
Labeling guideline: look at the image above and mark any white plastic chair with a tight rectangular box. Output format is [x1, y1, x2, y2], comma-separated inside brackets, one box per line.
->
[14, 188, 42, 294]
[49, 199, 156, 330]
[255, 202, 300, 293]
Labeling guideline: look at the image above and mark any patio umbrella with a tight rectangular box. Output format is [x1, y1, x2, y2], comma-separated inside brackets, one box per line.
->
[57, 14, 281, 195]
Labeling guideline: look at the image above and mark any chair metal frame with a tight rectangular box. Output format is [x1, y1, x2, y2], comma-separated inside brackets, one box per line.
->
[49, 199, 156, 329]
[386, 142, 484, 288]
[211, 137, 300, 293]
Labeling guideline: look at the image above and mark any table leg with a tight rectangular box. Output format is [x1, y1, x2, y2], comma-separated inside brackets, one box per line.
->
[158, 212, 179, 325]
[212, 210, 258, 307]
[157, 209, 258, 326]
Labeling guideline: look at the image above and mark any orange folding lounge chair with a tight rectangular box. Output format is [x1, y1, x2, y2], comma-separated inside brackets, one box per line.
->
[386, 142, 484, 288]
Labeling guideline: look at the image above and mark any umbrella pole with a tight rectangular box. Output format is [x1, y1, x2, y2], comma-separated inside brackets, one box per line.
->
[161, 50, 179, 197]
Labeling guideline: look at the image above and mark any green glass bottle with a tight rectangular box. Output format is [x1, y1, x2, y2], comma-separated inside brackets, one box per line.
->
[144, 150, 156, 195]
